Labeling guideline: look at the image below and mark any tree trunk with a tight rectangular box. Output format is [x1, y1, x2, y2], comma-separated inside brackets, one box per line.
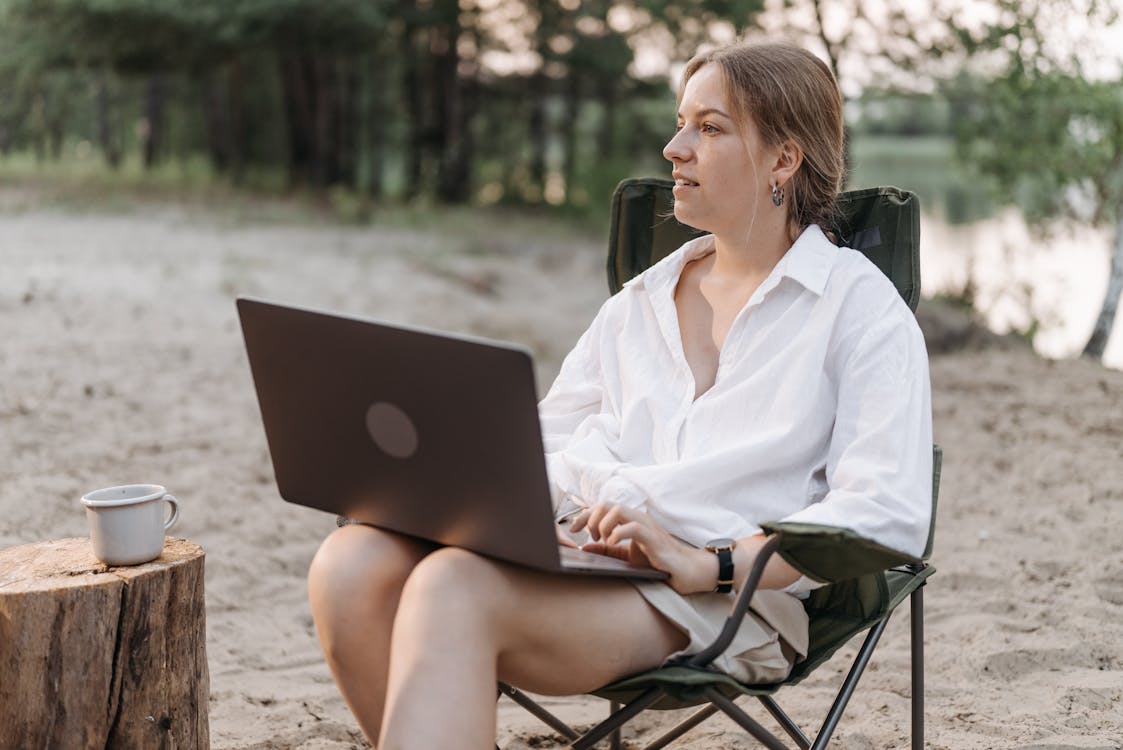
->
[337, 56, 360, 188]
[598, 80, 616, 161]
[436, 5, 472, 203]
[96, 76, 122, 170]
[561, 73, 580, 204]
[361, 50, 386, 197]
[143, 74, 167, 169]
[313, 54, 335, 186]
[528, 73, 548, 198]
[280, 53, 315, 186]
[1082, 212, 1123, 359]
[399, 5, 425, 200]
[0, 538, 209, 749]
[202, 72, 231, 174]
[226, 58, 245, 184]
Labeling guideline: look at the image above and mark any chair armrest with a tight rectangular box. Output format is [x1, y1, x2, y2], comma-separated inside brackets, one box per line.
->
[758, 522, 922, 584]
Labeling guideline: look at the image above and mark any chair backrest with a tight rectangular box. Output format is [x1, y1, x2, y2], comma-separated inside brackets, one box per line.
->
[607, 178, 921, 312]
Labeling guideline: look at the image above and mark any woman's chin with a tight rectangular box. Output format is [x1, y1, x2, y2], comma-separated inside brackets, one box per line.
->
[673, 204, 705, 231]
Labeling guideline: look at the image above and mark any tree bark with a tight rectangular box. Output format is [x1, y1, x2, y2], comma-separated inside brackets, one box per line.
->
[361, 50, 386, 197]
[561, 72, 580, 204]
[435, 5, 473, 203]
[0, 537, 209, 749]
[597, 79, 617, 161]
[143, 74, 167, 169]
[528, 72, 548, 197]
[1082, 211, 1123, 359]
[202, 71, 231, 174]
[399, 4, 425, 200]
[96, 76, 122, 170]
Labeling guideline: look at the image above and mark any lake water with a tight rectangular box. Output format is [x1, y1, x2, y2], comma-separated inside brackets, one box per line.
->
[922, 209, 1122, 370]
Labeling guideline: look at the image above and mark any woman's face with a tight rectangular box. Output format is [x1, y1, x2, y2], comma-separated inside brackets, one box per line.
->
[663, 63, 778, 239]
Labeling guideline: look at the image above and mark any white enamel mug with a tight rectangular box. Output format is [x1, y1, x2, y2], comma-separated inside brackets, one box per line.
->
[81, 484, 180, 566]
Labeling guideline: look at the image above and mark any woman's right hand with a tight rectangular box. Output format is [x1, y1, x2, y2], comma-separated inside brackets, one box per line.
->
[570, 502, 718, 594]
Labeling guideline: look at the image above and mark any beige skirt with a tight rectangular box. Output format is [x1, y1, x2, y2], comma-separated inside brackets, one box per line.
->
[631, 582, 810, 685]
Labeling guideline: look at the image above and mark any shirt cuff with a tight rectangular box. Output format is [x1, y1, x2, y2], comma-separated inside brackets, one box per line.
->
[782, 575, 826, 596]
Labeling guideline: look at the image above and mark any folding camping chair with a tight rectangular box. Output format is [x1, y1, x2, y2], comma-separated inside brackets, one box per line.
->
[497, 178, 942, 750]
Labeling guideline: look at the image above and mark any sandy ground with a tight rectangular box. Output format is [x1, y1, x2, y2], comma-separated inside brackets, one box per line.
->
[1, 189, 1121, 749]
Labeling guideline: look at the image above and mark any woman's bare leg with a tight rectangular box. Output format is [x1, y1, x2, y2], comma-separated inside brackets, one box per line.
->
[307, 524, 435, 743]
[378, 547, 689, 750]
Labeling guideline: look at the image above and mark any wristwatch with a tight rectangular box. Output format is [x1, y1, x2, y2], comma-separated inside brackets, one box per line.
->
[705, 538, 737, 593]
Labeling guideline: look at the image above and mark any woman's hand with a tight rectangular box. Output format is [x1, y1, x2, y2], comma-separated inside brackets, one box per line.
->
[569, 502, 717, 595]
[555, 525, 579, 549]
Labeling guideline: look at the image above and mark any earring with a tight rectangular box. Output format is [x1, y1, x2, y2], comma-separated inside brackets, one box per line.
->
[771, 183, 785, 207]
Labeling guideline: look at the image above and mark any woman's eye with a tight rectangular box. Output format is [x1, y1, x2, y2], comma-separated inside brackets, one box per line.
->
[701, 123, 719, 134]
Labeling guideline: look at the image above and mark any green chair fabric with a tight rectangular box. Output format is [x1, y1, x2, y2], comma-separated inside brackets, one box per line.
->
[501, 178, 939, 750]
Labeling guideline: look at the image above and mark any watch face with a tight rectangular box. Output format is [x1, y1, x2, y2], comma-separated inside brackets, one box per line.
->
[706, 537, 736, 550]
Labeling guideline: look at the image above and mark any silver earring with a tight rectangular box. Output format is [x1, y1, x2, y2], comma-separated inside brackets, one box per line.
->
[771, 183, 784, 207]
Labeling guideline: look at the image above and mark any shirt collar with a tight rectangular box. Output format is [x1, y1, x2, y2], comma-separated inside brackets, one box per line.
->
[625, 224, 836, 297]
[773, 224, 835, 296]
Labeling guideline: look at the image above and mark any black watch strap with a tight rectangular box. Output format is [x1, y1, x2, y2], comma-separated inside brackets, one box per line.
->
[706, 538, 736, 593]
[712, 547, 734, 593]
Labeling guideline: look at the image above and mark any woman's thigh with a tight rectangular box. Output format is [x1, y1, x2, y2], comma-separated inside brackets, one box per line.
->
[399, 547, 690, 696]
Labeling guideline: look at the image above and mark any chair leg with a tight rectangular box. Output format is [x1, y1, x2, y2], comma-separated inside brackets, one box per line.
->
[570, 688, 664, 750]
[497, 682, 580, 741]
[810, 615, 891, 750]
[610, 701, 622, 750]
[641, 704, 720, 750]
[911, 586, 925, 750]
[757, 695, 811, 749]
[703, 688, 790, 750]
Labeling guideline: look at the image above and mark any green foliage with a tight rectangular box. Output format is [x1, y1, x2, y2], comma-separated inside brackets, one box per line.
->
[940, 0, 1123, 228]
[949, 71, 1123, 226]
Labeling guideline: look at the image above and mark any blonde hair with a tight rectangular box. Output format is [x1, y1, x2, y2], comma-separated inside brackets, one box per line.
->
[679, 42, 845, 235]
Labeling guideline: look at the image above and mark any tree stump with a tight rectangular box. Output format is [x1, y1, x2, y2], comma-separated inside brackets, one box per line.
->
[0, 537, 209, 749]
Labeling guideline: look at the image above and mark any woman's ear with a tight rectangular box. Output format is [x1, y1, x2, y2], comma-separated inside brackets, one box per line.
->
[771, 139, 804, 190]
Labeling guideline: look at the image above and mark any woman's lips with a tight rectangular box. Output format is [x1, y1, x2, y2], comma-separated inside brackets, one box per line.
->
[672, 177, 699, 196]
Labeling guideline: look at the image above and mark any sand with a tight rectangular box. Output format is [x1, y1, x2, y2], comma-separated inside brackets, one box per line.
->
[1, 190, 1121, 749]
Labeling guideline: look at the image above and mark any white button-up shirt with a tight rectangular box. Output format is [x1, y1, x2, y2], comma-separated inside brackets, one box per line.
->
[539, 225, 933, 571]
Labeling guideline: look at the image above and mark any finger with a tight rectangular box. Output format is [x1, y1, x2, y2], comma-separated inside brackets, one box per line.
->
[555, 528, 579, 548]
[583, 502, 615, 541]
[568, 509, 593, 533]
[580, 541, 629, 561]
[605, 521, 645, 548]
[595, 504, 640, 544]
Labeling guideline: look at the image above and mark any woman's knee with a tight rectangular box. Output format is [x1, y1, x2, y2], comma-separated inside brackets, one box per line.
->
[397, 547, 508, 627]
[308, 524, 429, 618]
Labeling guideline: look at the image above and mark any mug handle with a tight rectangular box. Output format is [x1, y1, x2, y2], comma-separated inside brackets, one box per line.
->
[163, 494, 180, 532]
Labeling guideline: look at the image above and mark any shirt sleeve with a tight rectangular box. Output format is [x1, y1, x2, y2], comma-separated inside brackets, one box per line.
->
[778, 308, 934, 559]
[538, 311, 611, 512]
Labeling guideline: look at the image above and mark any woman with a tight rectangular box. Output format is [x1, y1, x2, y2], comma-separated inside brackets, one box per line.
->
[308, 41, 932, 749]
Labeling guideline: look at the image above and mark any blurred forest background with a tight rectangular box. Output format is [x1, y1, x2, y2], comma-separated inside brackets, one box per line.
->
[1, 0, 1122, 364]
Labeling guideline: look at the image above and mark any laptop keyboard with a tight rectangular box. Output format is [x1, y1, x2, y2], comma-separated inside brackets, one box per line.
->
[559, 545, 639, 570]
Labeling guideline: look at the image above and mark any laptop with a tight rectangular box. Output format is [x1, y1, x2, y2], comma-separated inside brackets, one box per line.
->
[236, 297, 667, 581]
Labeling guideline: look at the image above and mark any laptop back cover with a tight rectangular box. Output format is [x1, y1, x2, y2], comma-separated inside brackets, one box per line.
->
[237, 297, 562, 571]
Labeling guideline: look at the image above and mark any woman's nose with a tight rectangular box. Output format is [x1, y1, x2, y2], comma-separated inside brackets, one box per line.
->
[663, 128, 691, 163]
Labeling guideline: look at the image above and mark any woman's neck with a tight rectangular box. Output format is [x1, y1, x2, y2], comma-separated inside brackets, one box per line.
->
[709, 220, 796, 283]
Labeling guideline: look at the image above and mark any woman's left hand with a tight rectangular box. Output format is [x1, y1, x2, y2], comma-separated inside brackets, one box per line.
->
[569, 502, 716, 595]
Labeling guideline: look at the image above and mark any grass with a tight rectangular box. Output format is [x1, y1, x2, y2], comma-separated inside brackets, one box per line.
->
[0, 150, 606, 244]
